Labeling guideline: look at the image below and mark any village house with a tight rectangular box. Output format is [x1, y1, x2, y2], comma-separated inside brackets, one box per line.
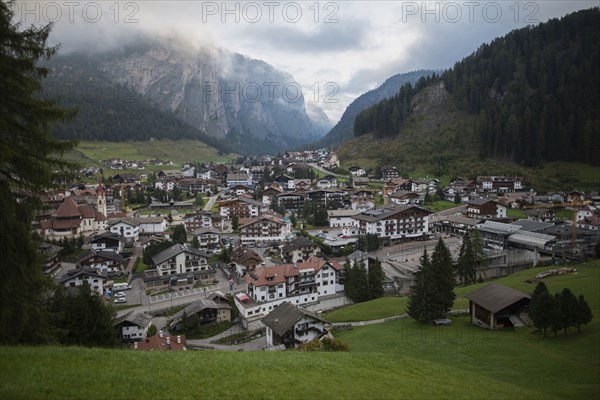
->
[350, 190, 376, 211]
[307, 189, 345, 208]
[230, 247, 263, 276]
[151, 244, 212, 276]
[226, 172, 253, 188]
[415, 178, 440, 193]
[388, 190, 422, 206]
[39, 242, 63, 277]
[282, 236, 321, 263]
[352, 177, 370, 189]
[89, 232, 124, 253]
[132, 333, 187, 351]
[274, 174, 295, 190]
[169, 298, 232, 331]
[108, 219, 140, 243]
[238, 214, 291, 246]
[293, 179, 312, 192]
[465, 283, 531, 330]
[349, 165, 367, 177]
[243, 257, 344, 306]
[113, 311, 153, 342]
[316, 175, 337, 189]
[194, 227, 221, 249]
[381, 167, 400, 180]
[353, 205, 432, 243]
[154, 180, 175, 191]
[58, 267, 106, 295]
[524, 208, 556, 223]
[217, 197, 262, 219]
[327, 209, 361, 228]
[184, 211, 220, 233]
[466, 199, 507, 219]
[262, 302, 329, 348]
[477, 176, 524, 193]
[276, 192, 306, 212]
[261, 184, 284, 206]
[77, 250, 125, 274]
[158, 170, 183, 180]
[229, 184, 254, 197]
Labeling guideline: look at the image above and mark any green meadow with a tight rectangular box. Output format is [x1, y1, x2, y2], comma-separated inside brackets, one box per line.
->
[1, 261, 598, 399]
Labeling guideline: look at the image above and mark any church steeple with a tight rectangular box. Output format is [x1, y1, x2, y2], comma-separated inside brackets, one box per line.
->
[97, 178, 107, 217]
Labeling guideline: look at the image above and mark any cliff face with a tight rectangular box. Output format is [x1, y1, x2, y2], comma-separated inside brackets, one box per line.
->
[47, 38, 328, 152]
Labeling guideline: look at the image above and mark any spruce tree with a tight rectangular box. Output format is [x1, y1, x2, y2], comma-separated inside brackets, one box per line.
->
[529, 282, 553, 336]
[559, 288, 579, 335]
[0, 2, 77, 344]
[407, 249, 435, 323]
[368, 258, 385, 300]
[575, 295, 593, 333]
[430, 238, 456, 318]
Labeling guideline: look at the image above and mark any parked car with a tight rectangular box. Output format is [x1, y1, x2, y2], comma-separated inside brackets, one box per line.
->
[115, 292, 126, 298]
[114, 297, 127, 303]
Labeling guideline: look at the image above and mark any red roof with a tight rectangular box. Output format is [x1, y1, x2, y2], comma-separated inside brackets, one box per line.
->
[53, 197, 82, 218]
[79, 204, 96, 219]
[132, 334, 187, 351]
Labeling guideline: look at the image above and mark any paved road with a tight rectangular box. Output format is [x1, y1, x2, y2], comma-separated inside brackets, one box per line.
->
[309, 163, 347, 179]
[203, 189, 226, 212]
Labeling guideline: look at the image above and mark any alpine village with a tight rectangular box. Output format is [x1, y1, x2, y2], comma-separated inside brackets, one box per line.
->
[1, 2, 599, 399]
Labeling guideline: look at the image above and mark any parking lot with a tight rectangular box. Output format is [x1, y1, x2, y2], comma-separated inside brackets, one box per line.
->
[148, 285, 218, 304]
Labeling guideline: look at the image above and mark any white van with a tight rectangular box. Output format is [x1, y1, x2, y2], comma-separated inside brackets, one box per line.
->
[112, 283, 131, 291]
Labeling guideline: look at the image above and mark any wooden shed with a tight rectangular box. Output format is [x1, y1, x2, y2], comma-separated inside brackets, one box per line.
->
[465, 283, 531, 330]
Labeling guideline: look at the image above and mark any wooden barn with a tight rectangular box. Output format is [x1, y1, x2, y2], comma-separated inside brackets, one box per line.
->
[465, 283, 531, 330]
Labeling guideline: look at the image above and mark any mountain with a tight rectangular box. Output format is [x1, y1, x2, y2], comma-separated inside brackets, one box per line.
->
[312, 70, 436, 148]
[344, 8, 600, 169]
[44, 37, 328, 154]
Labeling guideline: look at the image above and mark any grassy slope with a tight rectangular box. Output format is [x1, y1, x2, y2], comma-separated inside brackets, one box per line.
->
[332, 260, 600, 399]
[1, 261, 598, 399]
[0, 347, 550, 400]
[64, 140, 236, 171]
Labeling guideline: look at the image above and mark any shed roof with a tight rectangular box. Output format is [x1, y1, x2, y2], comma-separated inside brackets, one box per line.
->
[465, 283, 530, 313]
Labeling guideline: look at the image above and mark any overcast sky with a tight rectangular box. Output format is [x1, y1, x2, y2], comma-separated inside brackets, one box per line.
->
[18, 0, 598, 122]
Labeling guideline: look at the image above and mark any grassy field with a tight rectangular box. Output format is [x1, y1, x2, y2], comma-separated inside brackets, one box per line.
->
[0, 346, 552, 400]
[425, 200, 458, 213]
[64, 140, 236, 172]
[507, 208, 527, 219]
[326, 260, 600, 322]
[1, 261, 597, 399]
[332, 260, 600, 400]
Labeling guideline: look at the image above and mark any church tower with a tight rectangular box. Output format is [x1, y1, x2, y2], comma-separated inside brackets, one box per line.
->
[97, 179, 107, 217]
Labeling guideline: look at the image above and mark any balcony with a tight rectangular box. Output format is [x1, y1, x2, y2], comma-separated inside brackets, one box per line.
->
[298, 279, 317, 288]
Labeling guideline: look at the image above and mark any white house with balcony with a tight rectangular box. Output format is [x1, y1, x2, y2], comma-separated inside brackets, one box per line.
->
[58, 267, 106, 295]
[352, 205, 432, 242]
[151, 244, 212, 276]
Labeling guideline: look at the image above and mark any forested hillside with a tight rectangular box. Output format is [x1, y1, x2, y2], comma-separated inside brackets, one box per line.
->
[313, 70, 434, 148]
[354, 8, 600, 166]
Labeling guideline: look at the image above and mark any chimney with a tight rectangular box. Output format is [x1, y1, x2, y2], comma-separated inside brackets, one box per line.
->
[166, 336, 171, 345]
[177, 335, 181, 344]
